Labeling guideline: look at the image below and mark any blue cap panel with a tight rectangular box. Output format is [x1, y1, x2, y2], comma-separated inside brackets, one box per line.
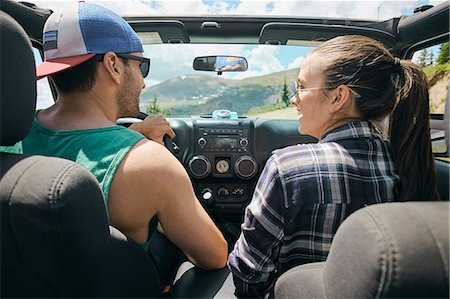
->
[78, 3, 143, 55]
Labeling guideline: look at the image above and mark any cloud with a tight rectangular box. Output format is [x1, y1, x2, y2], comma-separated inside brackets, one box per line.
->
[29, 0, 446, 20]
[250, 46, 284, 72]
[232, 45, 284, 79]
[288, 56, 305, 69]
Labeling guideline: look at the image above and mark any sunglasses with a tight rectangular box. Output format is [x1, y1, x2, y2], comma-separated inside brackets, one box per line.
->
[96, 53, 151, 78]
[116, 53, 151, 78]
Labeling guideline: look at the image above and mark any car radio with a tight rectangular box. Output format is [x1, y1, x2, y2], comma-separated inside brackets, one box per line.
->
[197, 128, 249, 153]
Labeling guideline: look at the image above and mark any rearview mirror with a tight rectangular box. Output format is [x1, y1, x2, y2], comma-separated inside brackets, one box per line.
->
[193, 56, 248, 75]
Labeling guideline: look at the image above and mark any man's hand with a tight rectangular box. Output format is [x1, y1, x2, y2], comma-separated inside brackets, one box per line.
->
[129, 115, 175, 145]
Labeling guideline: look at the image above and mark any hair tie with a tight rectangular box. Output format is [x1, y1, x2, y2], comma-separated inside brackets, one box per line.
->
[392, 57, 402, 73]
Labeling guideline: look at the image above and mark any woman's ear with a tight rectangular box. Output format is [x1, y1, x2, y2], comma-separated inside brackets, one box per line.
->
[329, 85, 353, 114]
[101, 52, 123, 85]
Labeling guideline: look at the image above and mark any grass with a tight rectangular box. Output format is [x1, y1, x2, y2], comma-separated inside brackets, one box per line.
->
[247, 102, 289, 116]
[422, 62, 450, 80]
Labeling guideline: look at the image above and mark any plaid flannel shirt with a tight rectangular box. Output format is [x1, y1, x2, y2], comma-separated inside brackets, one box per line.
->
[228, 121, 399, 298]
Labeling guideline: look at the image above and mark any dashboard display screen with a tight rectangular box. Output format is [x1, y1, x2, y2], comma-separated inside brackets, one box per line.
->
[212, 137, 238, 148]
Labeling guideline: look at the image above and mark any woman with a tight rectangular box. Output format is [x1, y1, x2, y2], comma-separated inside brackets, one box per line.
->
[228, 35, 439, 298]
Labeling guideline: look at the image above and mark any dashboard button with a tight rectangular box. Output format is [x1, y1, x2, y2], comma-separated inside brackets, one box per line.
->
[201, 188, 214, 204]
[240, 138, 248, 147]
[217, 187, 230, 197]
[232, 187, 245, 197]
[216, 159, 230, 174]
[198, 137, 207, 147]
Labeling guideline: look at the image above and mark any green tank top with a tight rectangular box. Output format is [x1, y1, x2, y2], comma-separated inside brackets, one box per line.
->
[1, 118, 145, 204]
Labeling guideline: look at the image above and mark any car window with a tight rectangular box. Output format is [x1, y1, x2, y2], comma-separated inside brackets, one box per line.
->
[412, 42, 448, 114]
[412, 42, 449, 157]
[33, 48, 53, 110]
[141, 44, 314, 119]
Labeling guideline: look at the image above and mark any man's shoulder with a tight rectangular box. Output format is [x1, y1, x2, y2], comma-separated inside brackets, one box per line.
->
[121, 139, 180, 176]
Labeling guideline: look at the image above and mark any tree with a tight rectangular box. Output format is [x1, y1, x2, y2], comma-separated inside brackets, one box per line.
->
[146, 96, 171, 116]
[429, 49, 434, 66]
[280, 77, 290, 107]
[436, 42, 449, 65]
[417, 48, 430, 67]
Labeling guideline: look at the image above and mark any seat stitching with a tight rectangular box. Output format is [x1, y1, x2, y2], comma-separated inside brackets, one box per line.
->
[51, 163, 111, 259]
[47, 162, 78, 238]
[363, 208, 396, 299]
[409, 204, 449, 288]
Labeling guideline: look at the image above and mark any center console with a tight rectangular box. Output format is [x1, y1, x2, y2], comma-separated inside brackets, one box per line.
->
[187, 119, 259, 214]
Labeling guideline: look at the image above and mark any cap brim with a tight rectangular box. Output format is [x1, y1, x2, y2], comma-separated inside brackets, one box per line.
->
[36, 54, 96, 80]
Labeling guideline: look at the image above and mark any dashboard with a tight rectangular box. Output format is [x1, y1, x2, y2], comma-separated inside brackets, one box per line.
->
[167, 116, 317, 222]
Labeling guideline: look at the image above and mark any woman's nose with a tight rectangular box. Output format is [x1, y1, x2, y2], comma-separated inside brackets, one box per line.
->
[290, 95, 298, 106]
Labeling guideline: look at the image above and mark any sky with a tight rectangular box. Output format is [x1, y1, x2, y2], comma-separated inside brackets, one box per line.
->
[32, 0, 446, 19]
[30, 0, 447, 108]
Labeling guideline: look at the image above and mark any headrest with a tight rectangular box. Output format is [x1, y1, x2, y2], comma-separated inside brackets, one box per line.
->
[323, 201, 449, 298]
[0, 12, 36, 146]
[0, 155, 162, 297]
[0, 156, 109, 277]
[276, 202, 449, 299]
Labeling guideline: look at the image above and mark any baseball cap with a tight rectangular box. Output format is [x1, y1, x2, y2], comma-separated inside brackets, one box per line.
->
[37, 2, 143, 80]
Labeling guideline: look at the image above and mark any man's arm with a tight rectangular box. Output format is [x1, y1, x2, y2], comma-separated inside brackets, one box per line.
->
[108, 139, 228, 270]
[228, 155, 286, 297]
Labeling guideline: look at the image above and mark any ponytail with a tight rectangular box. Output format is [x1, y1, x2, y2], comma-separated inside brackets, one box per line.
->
[389, 61, 440, 201]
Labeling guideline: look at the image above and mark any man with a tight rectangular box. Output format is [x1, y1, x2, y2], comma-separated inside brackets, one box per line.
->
[2, 2, 227, 273]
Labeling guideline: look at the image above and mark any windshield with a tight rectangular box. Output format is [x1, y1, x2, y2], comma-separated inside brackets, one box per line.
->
[141, 44, 312, 119]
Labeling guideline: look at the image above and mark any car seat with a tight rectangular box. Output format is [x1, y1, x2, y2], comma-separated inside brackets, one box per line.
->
[275, 201, 449, 298]
[0, 11, 162, 298]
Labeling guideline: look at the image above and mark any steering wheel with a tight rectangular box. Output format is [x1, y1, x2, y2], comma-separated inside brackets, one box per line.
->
[137, 112, 175, 154]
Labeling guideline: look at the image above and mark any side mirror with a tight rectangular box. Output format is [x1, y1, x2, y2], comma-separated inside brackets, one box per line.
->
[193, 56, 248, 75]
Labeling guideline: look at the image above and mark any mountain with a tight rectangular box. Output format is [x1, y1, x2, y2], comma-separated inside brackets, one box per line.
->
[234, 68, 300, 87]
[140, 67, 300, 116]
[141, 74, 234, 103]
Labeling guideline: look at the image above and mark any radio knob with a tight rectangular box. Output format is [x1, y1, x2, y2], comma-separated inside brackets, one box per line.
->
[239, 138, 249, 147]
[198, 137, 207, 147]
[188, 155, 211, 178]
[235, 156, 258, 179]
